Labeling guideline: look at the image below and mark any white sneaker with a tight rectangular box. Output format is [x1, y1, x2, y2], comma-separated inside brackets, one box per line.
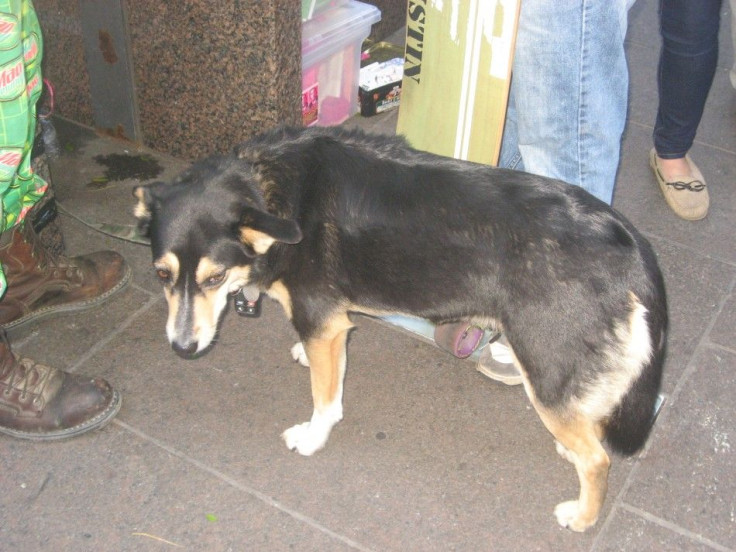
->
[476, 334, 523, 386]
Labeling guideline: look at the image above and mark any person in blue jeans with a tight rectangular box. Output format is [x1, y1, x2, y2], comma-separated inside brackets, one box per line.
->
[499, 0, 632, 205]
[479, 0, 633, 383]
[649, 0, 722, 221]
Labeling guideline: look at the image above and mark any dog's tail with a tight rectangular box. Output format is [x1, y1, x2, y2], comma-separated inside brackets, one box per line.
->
[604, 288, 668, 456]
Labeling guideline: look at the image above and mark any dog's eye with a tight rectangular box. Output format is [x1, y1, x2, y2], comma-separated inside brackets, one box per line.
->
[156, 268, 172, 283]
[203, 271, 226, 287]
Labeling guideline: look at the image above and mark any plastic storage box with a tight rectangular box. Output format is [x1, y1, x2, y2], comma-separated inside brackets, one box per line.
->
[302, 1, 381, 126]
[302, 0, 347, 21]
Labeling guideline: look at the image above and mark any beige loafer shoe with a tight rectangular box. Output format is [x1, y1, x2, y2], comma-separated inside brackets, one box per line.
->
[650, 149, 709, 221]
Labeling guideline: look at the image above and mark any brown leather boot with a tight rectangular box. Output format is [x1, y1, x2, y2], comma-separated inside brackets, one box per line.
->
[0, 222, 131, 329]
[0, 331, 121, 440]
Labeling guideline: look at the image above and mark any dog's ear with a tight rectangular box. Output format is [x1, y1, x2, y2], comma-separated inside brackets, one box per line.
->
[238, 207, 302, 255]
[132, 183, 161, 238]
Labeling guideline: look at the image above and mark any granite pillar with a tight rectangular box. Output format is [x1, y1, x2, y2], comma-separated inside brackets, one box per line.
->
[35, 0, 301, 159]
[126, 0, 302, 158]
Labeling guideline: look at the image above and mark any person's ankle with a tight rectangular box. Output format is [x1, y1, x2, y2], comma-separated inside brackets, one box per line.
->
[656, 155, 691, 181]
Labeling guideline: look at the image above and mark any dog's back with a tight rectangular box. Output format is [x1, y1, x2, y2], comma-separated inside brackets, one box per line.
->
[238, 124, 667, 424]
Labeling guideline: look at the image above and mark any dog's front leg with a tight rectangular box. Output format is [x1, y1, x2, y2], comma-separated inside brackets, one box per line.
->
[283, 313, 353, 456]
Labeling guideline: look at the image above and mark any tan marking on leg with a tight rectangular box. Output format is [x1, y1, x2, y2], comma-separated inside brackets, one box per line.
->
[512, 356, 608, 532]
[304, 313, 354, 411]
[282, 312, 354, 456]
[266, 280, 292, 320]
[534, 404, 610, 532]
[511, 341, 611, 531]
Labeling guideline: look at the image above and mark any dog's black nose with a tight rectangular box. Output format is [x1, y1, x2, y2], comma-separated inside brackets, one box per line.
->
[171, 341, 198, 359]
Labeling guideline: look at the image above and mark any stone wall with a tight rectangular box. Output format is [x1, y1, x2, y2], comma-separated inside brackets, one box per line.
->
[125, 1, 301, 158]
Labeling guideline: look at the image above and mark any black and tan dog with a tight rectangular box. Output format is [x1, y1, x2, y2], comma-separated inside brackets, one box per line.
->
[133, 126, 667, 532]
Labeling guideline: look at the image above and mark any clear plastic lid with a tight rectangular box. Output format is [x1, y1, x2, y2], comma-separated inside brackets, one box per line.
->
[302, 0, 381, 69]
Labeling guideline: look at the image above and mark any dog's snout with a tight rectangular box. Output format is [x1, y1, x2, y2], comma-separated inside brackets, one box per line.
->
[171, 340, 199, 359]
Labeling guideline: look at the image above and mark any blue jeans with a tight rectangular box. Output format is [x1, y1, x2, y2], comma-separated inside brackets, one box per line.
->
[653, 0, 722, 160]
[499, 0, 632, 205]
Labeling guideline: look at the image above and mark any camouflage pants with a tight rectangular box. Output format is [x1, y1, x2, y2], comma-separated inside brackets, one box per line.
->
[0, 0, 47, 297]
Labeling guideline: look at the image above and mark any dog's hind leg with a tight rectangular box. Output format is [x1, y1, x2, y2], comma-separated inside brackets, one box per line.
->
[283, 313, 353, 456]
[532, 402, 610, 532]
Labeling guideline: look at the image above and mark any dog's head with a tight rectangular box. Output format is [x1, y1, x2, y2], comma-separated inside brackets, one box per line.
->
[133, 157, 301, 358]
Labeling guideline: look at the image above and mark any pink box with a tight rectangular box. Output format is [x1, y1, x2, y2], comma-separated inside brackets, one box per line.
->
[302, 1, 381, 126]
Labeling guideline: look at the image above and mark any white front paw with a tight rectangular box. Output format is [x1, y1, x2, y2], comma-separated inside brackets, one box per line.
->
[554, 500, 595, 532]
[282, 404, 343, 456]
[282, 421, 329, 456]
[290, 342, 310, 367]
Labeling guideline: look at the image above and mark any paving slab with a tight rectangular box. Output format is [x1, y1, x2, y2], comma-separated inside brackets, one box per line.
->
[621, 347, 736, 550]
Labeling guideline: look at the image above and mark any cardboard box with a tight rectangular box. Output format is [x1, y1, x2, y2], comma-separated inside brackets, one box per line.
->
[359, 57, 402, 116]
[396, 0, 520, 165]
[359, 41, 404, 116]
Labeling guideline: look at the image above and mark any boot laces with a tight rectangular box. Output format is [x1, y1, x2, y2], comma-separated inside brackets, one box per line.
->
[26, 225, 84, 281]
[0, 356, 53, 405]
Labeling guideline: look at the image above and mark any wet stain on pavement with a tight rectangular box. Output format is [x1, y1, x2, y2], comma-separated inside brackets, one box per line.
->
[89, 153, 163, 189]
